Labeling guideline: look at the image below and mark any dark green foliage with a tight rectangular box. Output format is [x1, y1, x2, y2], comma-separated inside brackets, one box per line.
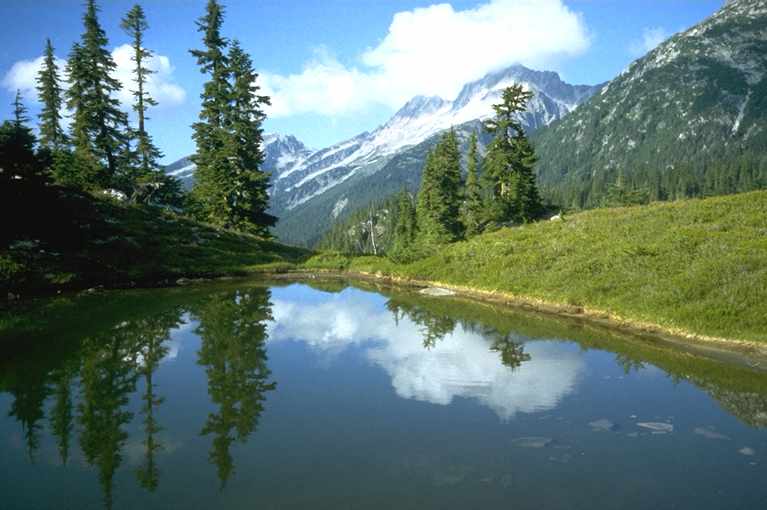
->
[461, 131, 483, 236]
[35, 39, 67, 151]
[0, 92, 41, 184]
[389, 190, 418, 262]
[190, 2, 274, 233]
[222, 40, 274, 234]
[482, 84, 543, 225]
[416, 129, 463, 247]
[65, 0, 128, 188]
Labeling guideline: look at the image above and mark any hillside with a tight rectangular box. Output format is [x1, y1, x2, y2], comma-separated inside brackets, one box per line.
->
[534, 0, 767, 207]
[0, 185, 309, 297]
[307, 191, 767, 343]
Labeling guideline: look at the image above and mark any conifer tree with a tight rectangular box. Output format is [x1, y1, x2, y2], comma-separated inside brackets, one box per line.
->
[0, 91, 39, 183]
[482, 84, 543, 224]
[224, 40, 275, 233]
[121, 4, 163, 178]
[64, 42, 101, 187]
[389, 189, 418, 262]
[461, 131, 483, 236]
[36, 39, 67, 151]
[66, 0, 128, 187]
[120, 3, 182, 205]
[189, 0, 233, 226]
[415, 129, 463, 246]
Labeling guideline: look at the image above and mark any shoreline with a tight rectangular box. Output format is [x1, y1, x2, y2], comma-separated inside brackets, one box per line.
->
[265, 269, 767, 365]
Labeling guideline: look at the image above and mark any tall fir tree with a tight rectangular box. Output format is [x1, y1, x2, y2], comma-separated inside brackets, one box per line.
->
[120, 4, 182, 205]
[35, 39, 67, 151]
[461, 131, 483, 236]
[0, 91, 39, 183]
[120, 4, 163, 178]
[189, 0, 233, 226]
[482, 84, 543, 224]
[66, 0, 128, 188]
[224, 40, 275, 234]
[416, 129, 463, 246]
[389, 189, 418, 262]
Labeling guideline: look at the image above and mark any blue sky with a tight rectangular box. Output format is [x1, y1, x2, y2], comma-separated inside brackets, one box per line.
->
[0, 0, 724, 163]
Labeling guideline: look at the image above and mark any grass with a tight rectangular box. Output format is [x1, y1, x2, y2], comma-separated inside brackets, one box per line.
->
[0, 186, 310, 297]
[305, 191, 767, 343]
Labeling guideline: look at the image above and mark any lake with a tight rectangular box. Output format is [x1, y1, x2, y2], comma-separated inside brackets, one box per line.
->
[1, 279, 766, 509]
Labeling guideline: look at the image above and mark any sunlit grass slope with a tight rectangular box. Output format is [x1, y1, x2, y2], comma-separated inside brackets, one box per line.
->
[307, 191, 767, 342]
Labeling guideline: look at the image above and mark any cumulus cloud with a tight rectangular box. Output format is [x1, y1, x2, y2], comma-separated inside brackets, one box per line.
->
[262, 0, 590, 118]
[267, 291, 583, 420]
[1, 44, 185, 109]
[629, 26, 670, 57]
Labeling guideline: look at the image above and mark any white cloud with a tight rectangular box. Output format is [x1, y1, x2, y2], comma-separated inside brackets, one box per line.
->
[267, 292, 583, 420]
[2, 45, 185, 109]
[111, 44, 186, 108]
[629, 26, 669, 57]
[262, 0, 590, 118]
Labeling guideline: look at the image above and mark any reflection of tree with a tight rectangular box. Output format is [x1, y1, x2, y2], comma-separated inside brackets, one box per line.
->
[78, 326, 139, 510]
[7, 373, 48, 462]
[194, 288, 276, 489]
[49, 362, 75, 465]
[77, 310, 179, 509]
[615, 353, 646, 375]
[386, 300, 456, 349]
[489, 334, 531, 370]
[134, 316, 174, 492]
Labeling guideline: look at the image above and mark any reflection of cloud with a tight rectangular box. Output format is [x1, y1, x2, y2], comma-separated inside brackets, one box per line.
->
[267, 293, 583, 420]
[161, 314, 197, 364]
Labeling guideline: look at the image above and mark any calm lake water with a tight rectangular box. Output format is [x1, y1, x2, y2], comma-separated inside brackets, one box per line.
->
[1, 280, 766, 509]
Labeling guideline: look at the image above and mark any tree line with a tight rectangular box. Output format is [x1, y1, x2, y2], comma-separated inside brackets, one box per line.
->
[319, 85, 546, 261]
[0, 0, 273, 236]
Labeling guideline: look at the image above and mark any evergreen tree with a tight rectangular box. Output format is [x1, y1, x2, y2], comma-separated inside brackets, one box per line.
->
[35, 39, 67, 151]
[190, 0, 233, 226]
[0, 91, 39, 183]
[482, 84, 543, 224]
[224, 40, 275, 233]
[64, 42, 101, 188]
[389, 189, 418, 262]
[415, 129, 463, 246]
[66, 0, 128, 187]
[120, 5, 181, 205]
[461, 131, 483, 236]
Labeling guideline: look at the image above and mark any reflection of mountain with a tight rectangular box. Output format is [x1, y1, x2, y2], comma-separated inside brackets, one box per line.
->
[267, 292, 582, 420]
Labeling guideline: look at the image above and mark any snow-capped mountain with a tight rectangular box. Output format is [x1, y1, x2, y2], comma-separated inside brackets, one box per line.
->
[270, 64, 602, 213]
[164, 133, 312, 189]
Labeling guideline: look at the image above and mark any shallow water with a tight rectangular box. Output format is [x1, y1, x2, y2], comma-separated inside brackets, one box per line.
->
[1, 280, 766, 509]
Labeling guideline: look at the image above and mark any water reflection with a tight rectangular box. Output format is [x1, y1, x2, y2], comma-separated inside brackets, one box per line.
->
[267, 291, 580, 420]
[1, 281, 766, 509]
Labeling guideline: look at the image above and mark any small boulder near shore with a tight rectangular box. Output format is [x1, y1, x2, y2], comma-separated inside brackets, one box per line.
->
[419, 287, 456, 297]
[637, 422, 674, 433]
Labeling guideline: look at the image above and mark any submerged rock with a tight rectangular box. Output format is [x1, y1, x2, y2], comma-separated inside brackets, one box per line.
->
[637, 422, 674, 433]
[419, 287, 456, 297]
[693, 427, 730, 440]
[739, 447, 756, 456]
[512, 436, 553, 448]
[589, 419, 617, 432]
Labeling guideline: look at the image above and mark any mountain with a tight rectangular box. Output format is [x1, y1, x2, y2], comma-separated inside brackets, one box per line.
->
[164, 133, 312, 190]
[533, 0, 767, 208]
[165, 64, 600, 245]
[271, 65, 602, 245]
[270, 65, 601, 216]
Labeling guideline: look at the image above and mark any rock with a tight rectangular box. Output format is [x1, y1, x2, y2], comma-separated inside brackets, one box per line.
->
[637, 422, 674, 433]
[511, 436, 553, 448]
[176, 278, 192, 286]
[693, 427, 730, 440]
[550, 214, 563, 222]
[738, 447, 756, 456]
[419, 287, 455, 297]
[589, 418, 617, 432]
[7, 292, 18, 301]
